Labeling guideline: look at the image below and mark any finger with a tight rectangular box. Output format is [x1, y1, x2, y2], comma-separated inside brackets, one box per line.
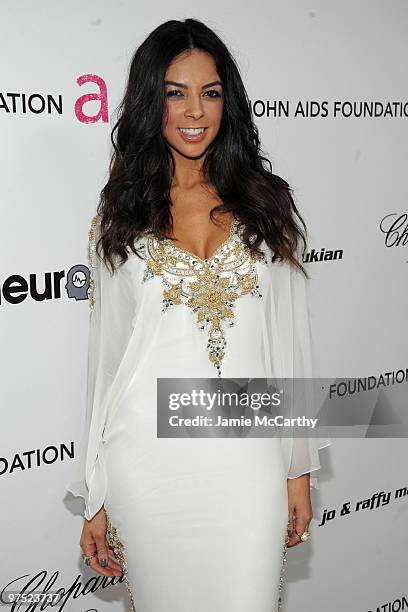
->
[294, 510, 311, 537]
[287, 530, 301, 547]
[286, 508, 302, 548]
[81, 537, 97, 558]
[286, 508, 300, 547]
[87, 554, 122, 577]
[105, 542, 126, 572]
[287, 507, 302, 548]
[86, 550, 124, 577]
[94, 534, 123, 577]
[288, 511, 311, 547]
[82, 537, 122, 577]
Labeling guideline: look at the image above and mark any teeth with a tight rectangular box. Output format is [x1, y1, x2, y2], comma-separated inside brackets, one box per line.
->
[179, 128, 205, 135]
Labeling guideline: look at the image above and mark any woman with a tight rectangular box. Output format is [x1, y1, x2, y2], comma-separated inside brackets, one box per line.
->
[67, 17, 331, 612]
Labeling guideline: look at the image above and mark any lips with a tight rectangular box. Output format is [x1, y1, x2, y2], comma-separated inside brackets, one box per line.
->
[177, 127, 207, 142]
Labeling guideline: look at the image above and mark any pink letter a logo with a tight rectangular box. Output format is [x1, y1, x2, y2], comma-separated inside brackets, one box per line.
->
[75, 74, 108, 123]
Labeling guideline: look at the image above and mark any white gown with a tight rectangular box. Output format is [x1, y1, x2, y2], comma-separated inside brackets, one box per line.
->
[67, 214, 331, 612]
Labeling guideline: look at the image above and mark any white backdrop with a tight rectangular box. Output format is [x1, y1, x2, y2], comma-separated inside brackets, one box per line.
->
[1, 1, 407, 611]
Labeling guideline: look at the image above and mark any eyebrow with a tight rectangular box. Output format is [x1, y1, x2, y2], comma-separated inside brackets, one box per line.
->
[164, 80, 223, 89]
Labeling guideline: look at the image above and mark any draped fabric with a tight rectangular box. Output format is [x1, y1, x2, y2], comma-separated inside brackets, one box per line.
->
[66, 217, 331, 521]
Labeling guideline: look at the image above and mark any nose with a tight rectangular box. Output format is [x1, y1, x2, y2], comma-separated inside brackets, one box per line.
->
[184, 94, 205, 120]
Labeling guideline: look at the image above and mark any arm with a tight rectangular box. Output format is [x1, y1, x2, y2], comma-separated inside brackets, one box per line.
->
[285, 260, 332, 546]
[67, 215, 137, 575]
[66, 215, 136, 520]
[286, 260, 331, 486]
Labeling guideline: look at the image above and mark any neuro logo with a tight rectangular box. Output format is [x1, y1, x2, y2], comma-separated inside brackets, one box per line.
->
[65, 264, 90, 302]
[1, 264, 92, 306]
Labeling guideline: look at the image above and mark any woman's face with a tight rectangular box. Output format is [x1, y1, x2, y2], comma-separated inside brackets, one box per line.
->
[162, 49, 224, 160]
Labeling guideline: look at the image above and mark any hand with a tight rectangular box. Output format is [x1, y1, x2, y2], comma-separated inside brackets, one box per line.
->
[286, 473, 313, 548]
[80, 506, 124, 576]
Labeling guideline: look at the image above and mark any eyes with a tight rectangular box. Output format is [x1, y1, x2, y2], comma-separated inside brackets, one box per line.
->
[165, 89, 222, 99]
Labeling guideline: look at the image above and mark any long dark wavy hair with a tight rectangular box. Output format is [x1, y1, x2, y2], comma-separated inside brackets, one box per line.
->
[95, 18, 309, 278]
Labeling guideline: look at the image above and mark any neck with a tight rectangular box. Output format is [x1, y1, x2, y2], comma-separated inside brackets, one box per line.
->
[170, 149, 208, 190]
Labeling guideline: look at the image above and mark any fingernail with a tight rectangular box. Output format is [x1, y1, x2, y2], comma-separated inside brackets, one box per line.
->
[99, 558, 108, 567]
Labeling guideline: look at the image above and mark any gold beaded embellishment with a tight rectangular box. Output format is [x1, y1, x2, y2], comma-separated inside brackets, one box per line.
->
[140, 217, 267, 377]
[277, 517, 290, 611]
[105, 510, 137, 612]
[88, 214, 101, 311]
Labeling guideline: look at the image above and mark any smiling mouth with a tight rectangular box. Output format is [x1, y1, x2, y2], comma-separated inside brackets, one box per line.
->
[178, 127, 207, 135]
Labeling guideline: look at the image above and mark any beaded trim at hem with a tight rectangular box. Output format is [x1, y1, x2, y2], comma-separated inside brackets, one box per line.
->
[277, 517, 290, 611]
[105, 510, 137, 612]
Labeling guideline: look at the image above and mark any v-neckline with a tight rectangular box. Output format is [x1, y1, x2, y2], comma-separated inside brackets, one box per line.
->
[160, 216, 240, 264]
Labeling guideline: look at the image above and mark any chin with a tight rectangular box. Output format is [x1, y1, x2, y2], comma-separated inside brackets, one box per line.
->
[168, 142, 209, 159]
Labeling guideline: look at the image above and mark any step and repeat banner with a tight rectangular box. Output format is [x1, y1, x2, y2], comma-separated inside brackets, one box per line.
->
[1, 1, 407, 611]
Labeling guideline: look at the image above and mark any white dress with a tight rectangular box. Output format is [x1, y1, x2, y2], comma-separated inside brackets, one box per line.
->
[66, 214, 331, 612]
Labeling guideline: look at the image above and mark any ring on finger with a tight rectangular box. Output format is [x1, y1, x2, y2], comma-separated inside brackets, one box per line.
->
[294, 529, 311, 542]
[82, 553, 96, 566]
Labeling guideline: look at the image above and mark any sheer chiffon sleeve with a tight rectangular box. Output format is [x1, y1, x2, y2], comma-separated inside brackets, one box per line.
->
[66, 215, 136, 519]
[278, 257, 332, 490]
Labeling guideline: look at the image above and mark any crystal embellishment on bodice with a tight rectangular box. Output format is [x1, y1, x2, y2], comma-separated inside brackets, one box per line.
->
[140, 217, 267, 377]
